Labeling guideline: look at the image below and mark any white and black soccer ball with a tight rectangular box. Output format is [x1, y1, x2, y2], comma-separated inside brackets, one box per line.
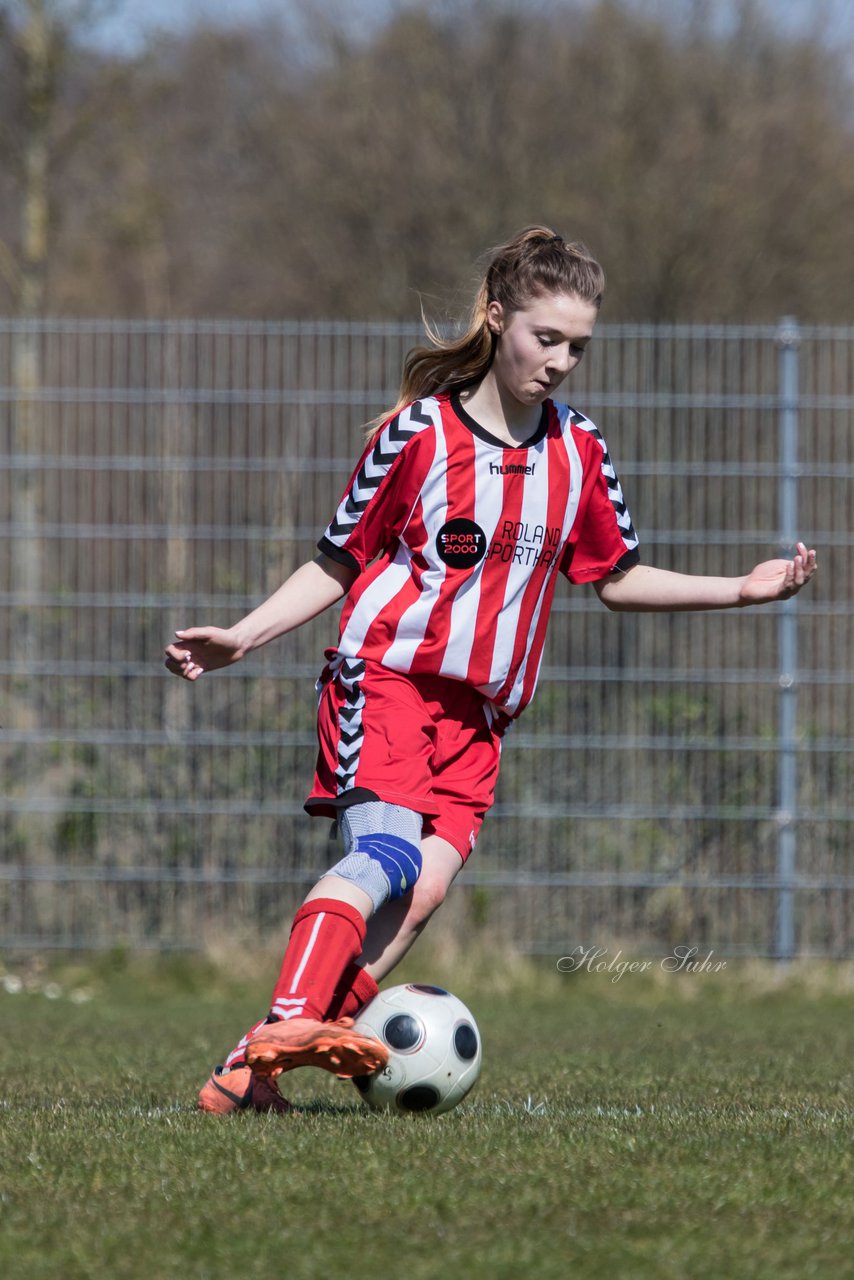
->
[352, 983, 482, 1115]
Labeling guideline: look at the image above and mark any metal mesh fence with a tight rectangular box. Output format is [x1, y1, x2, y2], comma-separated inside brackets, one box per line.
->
[1, 318, 852, 956]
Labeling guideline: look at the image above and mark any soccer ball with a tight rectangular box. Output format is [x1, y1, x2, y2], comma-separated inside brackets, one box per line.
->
[352, 983, 482, 1115]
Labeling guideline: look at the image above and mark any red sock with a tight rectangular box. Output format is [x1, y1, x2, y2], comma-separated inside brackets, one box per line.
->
[223, 1016, 270, 1072]
[269, 897, 367, 1023]
[325, 963, 379, 1021]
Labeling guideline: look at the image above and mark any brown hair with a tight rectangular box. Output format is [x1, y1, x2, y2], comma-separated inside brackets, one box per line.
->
[366, 226, 604, 440]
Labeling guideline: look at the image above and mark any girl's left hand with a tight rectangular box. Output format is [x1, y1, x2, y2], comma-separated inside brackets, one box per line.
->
[739, 542, 817, 604]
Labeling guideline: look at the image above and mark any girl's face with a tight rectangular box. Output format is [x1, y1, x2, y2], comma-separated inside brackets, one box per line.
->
[487, 291, 598, 406]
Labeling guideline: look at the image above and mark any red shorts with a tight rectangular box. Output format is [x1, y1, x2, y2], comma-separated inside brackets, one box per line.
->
[305, 654, 505, 859]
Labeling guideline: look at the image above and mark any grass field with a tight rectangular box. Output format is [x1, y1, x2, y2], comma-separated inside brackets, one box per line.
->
[1, 948, 853, 1280]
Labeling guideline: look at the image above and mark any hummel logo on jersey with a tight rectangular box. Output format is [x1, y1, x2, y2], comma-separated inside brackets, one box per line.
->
[489, 461, 535, 476]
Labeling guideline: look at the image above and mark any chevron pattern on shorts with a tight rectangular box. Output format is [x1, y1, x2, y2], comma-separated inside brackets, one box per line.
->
[569, 410, 639, 551]
[326, 400, 433, 544]
[334, 657, 367, 793]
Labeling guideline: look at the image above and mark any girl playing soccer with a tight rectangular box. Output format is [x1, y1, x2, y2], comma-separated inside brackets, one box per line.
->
[165, 227, 816, 1113]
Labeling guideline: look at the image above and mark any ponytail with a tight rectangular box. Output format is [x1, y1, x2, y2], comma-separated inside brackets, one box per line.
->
[366, 226, 604, 441]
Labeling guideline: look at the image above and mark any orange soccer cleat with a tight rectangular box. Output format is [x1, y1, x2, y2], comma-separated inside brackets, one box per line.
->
[245, 1015, 389, 1079]
[198, 1063, 294, 1115]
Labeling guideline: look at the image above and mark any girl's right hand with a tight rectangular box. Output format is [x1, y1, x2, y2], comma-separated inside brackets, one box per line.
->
[163, 627, 244, 680]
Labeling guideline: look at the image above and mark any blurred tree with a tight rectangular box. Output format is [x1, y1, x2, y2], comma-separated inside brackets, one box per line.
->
[1, 0, 61, 643]
[0, 0, 852, 320]
[0, 0, 132, 659]
[0, 0, 132, 314]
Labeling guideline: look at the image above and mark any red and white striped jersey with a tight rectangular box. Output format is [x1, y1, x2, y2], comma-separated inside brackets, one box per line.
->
[318, 392, 639, 719]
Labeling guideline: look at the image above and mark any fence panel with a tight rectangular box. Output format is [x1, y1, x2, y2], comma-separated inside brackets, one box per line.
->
[1, 318, 852, 956]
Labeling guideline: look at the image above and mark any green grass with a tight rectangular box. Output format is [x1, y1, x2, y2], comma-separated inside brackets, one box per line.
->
[1, 952, 853, 1280]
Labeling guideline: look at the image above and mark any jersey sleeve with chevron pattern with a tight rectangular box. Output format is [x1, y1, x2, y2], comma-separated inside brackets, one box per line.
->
[559, 409, 640, 583]
[318, 400, 437, 574]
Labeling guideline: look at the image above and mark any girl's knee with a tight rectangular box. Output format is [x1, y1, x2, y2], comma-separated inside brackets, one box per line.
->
[410, 873, 449, 924]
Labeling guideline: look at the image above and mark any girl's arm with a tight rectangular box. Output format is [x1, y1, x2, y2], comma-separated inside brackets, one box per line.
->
[595, 542, 817, 612]
[164, 552, 358, 680]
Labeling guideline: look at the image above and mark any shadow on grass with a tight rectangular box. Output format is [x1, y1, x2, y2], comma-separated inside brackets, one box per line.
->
[287, 1098, 373, 1118]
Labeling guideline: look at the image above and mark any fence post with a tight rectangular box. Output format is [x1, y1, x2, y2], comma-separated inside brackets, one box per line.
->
[775, 316, 800, 961]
